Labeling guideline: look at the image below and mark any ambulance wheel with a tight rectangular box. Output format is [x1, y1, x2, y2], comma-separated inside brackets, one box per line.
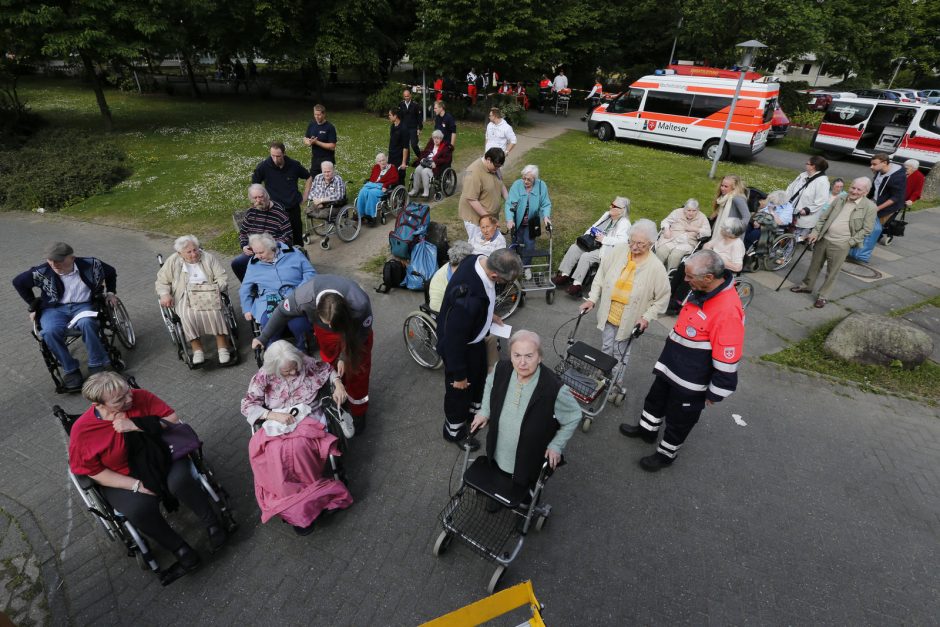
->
[702, 139, 728, 161]
[596, 123, 614, 142]
[581, 417, 592, 433]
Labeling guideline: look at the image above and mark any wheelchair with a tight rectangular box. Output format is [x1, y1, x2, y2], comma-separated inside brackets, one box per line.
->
[248, 378, 351, 483]
[409, 164, 458, 202]
[403, 278, 442, 370]
[355, 181, 408, 226]
[32, 291, 136, 394]
[742, 225, 798, 272]
[303, 197, 361, 250]
[156, 255, 241, 370]
[52, 380, 237, 587]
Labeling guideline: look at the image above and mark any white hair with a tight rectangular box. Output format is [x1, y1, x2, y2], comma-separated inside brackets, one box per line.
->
[174, 234, 200, 252]
[720, 217, 745, 238]
[683, 198, 700, 211]
[375, 152, 387, 163]
[431, 129, 444, 140]
[765, 190, 788, 206]
[261, 340, 306, 376]
[320, 160, 334, 171]
[247, 232, 278, 252]
[521, 164, 539, 179]
[248, 183, 270, 202]
[628, 218, 658, 244]
[509, 329, 543, 358]
[904, 159, 920, 170]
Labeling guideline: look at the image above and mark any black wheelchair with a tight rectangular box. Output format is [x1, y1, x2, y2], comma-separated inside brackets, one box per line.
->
[409, 164, 458, 202]
[156, 254, 241, 370]
[53, 380, 237, 586]
[403, 276, 442, 370]
[32, 291, 136, 393]
[303, 196, 361, 250]
[355, 180, 408, 226]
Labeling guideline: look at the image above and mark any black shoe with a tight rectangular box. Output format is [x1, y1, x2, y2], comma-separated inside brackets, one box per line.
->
[293, 521, 317, 536]
[207, 524, 228, 552]
[63, 371, 84, 390]
[173, 543, 202, 572]
[619, 423, 657, 443]
[88, 364, 112, 375]
[639, 453, 674, 473]
[457, 435, 480, 452]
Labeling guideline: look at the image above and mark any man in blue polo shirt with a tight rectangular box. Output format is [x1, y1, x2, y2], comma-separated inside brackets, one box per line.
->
[303, 104, 337, 175]
[251, 141, 312, 245]
[433, 100, 457, 148]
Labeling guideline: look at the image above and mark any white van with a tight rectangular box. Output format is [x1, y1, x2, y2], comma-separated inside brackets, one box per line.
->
[812, 98, 940, 167]
[587, 72, 779, 160]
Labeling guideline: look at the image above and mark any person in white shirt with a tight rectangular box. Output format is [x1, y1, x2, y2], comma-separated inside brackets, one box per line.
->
[484, 108, 517, 156]
[468, 215, 508, 256]
[552, 69, 568, 93]
[785, 154, 830, 238]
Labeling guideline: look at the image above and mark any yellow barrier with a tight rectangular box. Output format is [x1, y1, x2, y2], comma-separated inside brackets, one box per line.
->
[420, 580, 545, 626]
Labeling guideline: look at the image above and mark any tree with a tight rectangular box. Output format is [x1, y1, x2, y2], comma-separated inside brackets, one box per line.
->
[1, 0, 161, 131]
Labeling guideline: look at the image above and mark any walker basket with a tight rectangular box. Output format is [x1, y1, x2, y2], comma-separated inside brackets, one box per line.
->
[440, 488, 521, 563]
[553, 341, 617, 403]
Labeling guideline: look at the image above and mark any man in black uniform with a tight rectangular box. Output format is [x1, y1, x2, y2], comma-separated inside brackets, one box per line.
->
[250, 141, 312, 245]
[398, 89, 423, 159]
[303, 104, 337, 175]
[386, 109, 410, 184]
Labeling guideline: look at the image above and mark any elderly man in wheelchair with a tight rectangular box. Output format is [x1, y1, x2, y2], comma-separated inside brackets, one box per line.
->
[13, 241, 134, 392]
[304, 161, 360, 249]
[61, 372, 233, 584]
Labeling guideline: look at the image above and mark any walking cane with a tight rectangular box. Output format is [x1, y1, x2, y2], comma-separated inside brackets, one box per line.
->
[775, 241, 811, 292]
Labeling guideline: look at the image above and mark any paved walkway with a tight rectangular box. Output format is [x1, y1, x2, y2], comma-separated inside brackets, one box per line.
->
[1, 115, 938, 625]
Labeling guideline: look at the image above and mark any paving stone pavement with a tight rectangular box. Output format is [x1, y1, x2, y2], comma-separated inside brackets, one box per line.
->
[2, 189, 939, 621]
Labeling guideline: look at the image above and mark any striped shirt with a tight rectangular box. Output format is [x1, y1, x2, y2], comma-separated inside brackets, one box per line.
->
[239, 202, 293, 248]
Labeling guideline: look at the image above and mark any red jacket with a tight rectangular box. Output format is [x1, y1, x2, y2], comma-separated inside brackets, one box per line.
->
[412, 140, 453, 175]
[369, 164, 398, 188]
[906, 169, 924, 205]
[653, 273, 744, 403]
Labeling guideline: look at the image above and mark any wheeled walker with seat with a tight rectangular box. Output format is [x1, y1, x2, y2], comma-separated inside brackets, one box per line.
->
[552, 313, 643, 432]
[52, 379, 237, 586]
[32, 291, 135, 393]
[303, 197, 361, 250]
[509, 223, 556, 306]
[156, 254, 241, 369]
[432, 444, 558, 594]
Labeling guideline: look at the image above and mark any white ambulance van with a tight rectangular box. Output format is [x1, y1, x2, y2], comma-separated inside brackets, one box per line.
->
[588, 70, 779, 160]
[811, 98, 940, 168]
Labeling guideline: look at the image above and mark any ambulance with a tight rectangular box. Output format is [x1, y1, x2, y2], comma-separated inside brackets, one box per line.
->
[811, 98, 940, 168]
[587, 67, 780, 160]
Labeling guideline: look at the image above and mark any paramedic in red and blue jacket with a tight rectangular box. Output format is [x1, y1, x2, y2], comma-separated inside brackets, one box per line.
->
[619, 250, 745, 472]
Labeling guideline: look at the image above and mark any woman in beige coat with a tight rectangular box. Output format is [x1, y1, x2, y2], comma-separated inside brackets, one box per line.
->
[579, 219, 670, 388]
[156, 235, 232, 365]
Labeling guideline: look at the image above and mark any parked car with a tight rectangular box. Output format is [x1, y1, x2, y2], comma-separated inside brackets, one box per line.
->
[891, 89, 921, 103]
[851, 89, 902, 102]
[917, 89, 940, 104]
[805, 90, 856, 111]
[769, 105, 790, 139]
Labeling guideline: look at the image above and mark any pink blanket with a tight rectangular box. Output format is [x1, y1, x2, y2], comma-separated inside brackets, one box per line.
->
[248, 419, 353, 526]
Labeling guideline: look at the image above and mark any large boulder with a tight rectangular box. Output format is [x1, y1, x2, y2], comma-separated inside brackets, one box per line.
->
[924, 163, 940, 202]
[823, 313, 933, 369]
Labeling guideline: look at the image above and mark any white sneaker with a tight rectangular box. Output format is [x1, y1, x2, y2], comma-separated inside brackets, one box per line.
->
[218, 348, 231, 364]
[192, 350, 205, 365]
[336, 409, 356, 438]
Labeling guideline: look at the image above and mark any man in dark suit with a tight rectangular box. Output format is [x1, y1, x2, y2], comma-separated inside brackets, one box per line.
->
[398, 88, 423, 160]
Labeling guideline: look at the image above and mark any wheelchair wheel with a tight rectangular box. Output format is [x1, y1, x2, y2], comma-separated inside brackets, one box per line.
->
[403, 311, 441, 369]
[766, 234, 797, 271]
[735, 278, 754, 310]
[312, 218, 331, 237]
[221, 293, 240, 341]
[390, 186, 408, 216]
[494, 280, 522, 320]
[162, 307, 195, 369]
[441, 168, 457, 197]
[107, 297, 136, 349]
[336, 206, 362, 242]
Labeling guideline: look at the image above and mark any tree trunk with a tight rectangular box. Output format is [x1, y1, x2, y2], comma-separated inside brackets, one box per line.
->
[81, 53, 113, 132]
[310, 60, 323, 101]
[181, 52, 201, 98]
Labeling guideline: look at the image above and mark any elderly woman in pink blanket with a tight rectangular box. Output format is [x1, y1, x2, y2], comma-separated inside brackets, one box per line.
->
[241, 340, 353, 535]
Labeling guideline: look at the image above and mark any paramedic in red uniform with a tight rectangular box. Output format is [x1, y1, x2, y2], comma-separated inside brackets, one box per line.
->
[619, 250, 745, 472]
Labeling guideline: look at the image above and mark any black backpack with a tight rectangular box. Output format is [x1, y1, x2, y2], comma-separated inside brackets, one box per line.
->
[376, 259, 407, 294]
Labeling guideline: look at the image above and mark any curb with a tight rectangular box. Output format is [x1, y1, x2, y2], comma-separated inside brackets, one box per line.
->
[0, 494, 70, 626]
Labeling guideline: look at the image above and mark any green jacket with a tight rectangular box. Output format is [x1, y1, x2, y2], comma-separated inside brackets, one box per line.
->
[812, 195, 877, 248]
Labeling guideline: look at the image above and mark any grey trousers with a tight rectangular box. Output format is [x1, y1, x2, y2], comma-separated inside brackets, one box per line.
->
[799, 238, 850, 300]
[601, 322, 632, 386]
[558, 245, 601, 284]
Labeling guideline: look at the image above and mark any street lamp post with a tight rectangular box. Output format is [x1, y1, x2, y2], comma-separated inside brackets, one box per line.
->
[667, 17, 683, 67]
[887, 57, 906, 89]
[708, 39, 767, 180]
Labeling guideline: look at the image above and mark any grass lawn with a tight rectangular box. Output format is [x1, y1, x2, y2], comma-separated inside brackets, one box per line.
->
[763, 297, 940, 403]
[769, 132, 820, 155]
[15, 77, 485, 252]
[430, 130, 798, 257]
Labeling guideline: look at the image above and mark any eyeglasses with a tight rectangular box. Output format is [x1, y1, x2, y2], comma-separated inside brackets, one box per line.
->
[627, 240, 651, 248]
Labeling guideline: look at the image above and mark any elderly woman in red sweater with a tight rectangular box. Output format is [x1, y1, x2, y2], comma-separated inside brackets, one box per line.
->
[904, 160, 925, 208]
[409, 130, 453, 198]
[356, 152, 399, 224]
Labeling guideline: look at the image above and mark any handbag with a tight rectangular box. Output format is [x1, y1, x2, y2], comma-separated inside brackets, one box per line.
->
[576, 233, 600, 251]
[187, 283, 221, 311]
[161, 421, 202, 461]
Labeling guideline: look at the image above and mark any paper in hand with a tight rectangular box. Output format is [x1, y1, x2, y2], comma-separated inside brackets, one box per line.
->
[490, 321, 512, 339]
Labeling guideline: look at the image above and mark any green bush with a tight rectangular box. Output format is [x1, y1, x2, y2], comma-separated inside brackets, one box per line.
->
[492, 95, 528, 128]
[777, 80, 810, 115]
[365, 82, 402, 116]
[0, 128, 130, 211]
[789, 110, 824, 129]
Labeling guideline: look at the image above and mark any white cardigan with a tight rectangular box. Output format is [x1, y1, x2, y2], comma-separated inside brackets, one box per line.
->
[584, 213, 631, 259]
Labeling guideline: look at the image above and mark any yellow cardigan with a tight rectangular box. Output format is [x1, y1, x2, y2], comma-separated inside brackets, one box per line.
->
[586, 243, 671, 341]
